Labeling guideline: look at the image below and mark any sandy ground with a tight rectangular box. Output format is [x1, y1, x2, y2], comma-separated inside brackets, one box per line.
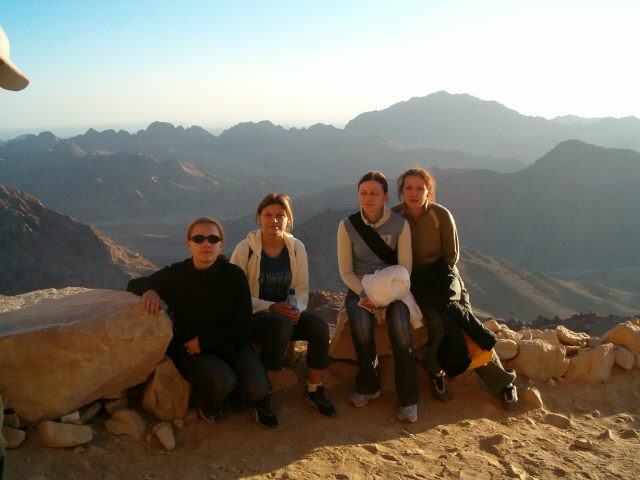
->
[5, 357, 640, 480]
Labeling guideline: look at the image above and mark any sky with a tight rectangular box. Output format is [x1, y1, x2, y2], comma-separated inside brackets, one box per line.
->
[1, 0, 639, 139]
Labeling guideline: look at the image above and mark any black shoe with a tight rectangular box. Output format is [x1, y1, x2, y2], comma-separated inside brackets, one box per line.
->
[253, 394, 279, 429]
[199, 407, 226, 423]
[502, 384, 519, 411]
[430, 371, 450, 402]
[304, 385, 337, 417]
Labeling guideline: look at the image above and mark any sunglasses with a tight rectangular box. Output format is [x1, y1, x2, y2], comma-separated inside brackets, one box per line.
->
[189, 234, 221, 244]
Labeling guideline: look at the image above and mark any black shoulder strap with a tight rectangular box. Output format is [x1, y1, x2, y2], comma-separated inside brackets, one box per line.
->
[348, 212, 398, 265]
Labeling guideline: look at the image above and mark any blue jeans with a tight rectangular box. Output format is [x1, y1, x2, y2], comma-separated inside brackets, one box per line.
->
[251, 311, 330, 371]
[172, 344, 269, 410]
[345, 290, 419, 406]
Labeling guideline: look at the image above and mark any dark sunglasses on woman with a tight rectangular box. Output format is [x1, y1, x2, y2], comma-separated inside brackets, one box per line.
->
[189, 234, 221, 244]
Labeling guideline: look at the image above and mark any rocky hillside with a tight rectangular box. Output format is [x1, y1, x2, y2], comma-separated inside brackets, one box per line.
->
[345, 90, 640, 161]
[0, 184, 157, 295]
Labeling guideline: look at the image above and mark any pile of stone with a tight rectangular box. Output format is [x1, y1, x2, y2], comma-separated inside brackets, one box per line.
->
[0, 288, 188, 452]
[485, 318, 640, 383]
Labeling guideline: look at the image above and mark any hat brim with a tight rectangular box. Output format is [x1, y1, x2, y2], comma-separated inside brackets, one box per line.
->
[0, 54, 30, 91]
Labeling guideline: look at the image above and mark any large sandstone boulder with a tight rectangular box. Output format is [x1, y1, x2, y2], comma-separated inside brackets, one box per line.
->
[564, 343, 615, 383]
[507, 339, 569, 381]
[0, 288, 172, 424]
[602, 322, 640, 354]
[494, 339, 518, 360]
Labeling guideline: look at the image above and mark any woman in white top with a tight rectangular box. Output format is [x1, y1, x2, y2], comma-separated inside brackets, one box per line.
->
[231, 193, 336, 417]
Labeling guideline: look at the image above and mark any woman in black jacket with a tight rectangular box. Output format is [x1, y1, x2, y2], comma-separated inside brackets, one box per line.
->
[127, 217, 278, 427]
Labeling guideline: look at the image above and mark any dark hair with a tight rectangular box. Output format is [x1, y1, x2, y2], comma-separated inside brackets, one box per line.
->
[397, 167, 436, 203]
[186, 217, 225, 243]
[256, 193, 294, 231]
[357, 170, 388, 193]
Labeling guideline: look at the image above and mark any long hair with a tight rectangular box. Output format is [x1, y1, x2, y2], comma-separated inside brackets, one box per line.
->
[397, 167, 436, 203]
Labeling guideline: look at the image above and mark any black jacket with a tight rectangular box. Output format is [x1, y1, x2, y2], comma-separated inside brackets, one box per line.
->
[127, 256, 253, 361]
[411, 257, 496, 377]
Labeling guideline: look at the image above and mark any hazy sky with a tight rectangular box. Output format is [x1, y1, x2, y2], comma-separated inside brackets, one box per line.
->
[2, 0, 639, 137]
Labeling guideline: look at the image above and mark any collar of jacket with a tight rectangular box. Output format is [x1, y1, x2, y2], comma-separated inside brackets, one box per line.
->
[245, 229, 296, 256]
[360, 207, 392, 228]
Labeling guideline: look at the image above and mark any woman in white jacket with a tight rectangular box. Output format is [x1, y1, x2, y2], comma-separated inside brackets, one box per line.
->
[231, 193, 336, 417]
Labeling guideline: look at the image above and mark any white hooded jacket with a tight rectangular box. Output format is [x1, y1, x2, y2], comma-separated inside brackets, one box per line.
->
[230, 229, 310, 314]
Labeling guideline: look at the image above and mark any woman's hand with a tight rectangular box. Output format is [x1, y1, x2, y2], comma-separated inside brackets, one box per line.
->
[358, 295, 377, 311]
[269, 302, 301, 325]
[141, 289, 163, 315]
[184, 337, 201, 355]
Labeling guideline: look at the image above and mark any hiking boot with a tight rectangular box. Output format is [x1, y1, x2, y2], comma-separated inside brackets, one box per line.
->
[305, 385, 337, 417]
[253, 394, 279, 428]
[198, 407, 226, 423]
[398, 404, 418, 423]
[502, 384, 519, 411]
[430, 371, 450, 402]
[349, 390, 381, 408]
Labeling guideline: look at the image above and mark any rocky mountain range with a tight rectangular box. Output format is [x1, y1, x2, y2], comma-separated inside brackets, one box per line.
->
[345, 91, 640, 161]
[0, 184, 156, 295]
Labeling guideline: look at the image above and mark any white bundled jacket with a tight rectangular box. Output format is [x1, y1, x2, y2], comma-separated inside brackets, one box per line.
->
[361, 265, 423, 329]
[230, 230, 310, 314]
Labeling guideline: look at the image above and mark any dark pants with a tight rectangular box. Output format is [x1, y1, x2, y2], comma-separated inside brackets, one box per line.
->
[420, 307, 515, 390]
[172, 344, 269, 411]
[251, 311, 330, 371]
[345, 290, 419, 407]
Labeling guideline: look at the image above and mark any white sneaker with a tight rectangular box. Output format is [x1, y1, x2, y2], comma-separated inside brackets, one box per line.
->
[398, 404, 418, 423]
[349, 391, 381, 408]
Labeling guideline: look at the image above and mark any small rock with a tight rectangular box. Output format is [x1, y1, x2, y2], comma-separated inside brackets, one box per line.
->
[483, 319, 502, 333]
[104, 408, 146, 440]
[458, 420, 472, 427]
[2, 426, 26, 448]
[556, 325, 590, 346]
[78, 401, 103, 424]
[613, 346, 634, 370]
[403, 448, 425, 455]
[73, 446, 85, 454]
[36, 420, 93, 448]
[597, 429, 615, 440]
[546, 378, 556, 387]
[564, 345, 580, 356]
[173, 418, 184, 429]
[619, 429, 639, 439]
[522, 387, 544, 408]
[544, 413, 571, 429]
[104, 397, 129, 416]
[152, 422, 176, 451]
[60, 410, 81, 424]
[3, 410, 21, 428]
[361, 444, 380, 454]
[495, 339, 518, 360]
[602, 321, 640, 354]
[573, 438, 593, 450]
[592, 410, 601, 418]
